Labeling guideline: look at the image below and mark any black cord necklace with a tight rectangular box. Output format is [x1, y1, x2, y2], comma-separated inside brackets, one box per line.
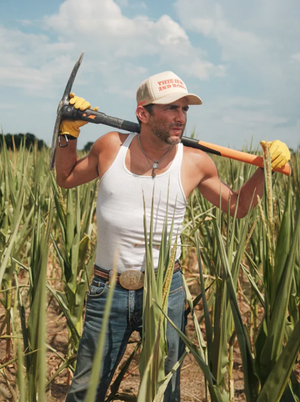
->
[137, 135, 174, 178]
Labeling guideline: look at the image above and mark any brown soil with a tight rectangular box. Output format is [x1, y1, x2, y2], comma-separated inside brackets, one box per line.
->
[0, 267, 298, 402]
[44, 300, 246, 402]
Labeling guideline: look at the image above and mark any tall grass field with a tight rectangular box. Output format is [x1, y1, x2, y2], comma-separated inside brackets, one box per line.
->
[0, 138, 299, 402]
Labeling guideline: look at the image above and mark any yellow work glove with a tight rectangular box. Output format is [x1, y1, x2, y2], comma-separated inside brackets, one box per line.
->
[59, 93, 98, 138]
[260, 140, 290, 169]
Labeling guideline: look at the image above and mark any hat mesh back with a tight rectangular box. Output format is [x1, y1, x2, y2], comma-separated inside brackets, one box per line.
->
[137, 82, 152, 105]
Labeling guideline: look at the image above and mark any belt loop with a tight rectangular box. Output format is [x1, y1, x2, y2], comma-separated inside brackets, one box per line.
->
[109, 270, 113, 283]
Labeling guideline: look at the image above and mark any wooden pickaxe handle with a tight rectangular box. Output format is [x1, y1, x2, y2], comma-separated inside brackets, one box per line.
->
[51, 52, 292, 176]
[181, 137, 292, 176]
[61, 106, 292, 176]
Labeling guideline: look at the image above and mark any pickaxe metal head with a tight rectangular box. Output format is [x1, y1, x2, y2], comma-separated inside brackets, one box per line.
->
[49, 52, 84, 170]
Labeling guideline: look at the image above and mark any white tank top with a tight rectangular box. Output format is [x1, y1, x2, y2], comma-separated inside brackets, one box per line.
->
[95, 133, 187, 273]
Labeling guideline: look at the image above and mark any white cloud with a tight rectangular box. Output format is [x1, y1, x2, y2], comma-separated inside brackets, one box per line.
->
[289, 52, 300, 63]
[174, 0, 300, 88]
[180, 58, 227, 80]
[115, 0, 129, 7]
[0, 0, 299, 150]
[174, 0, 300, 128]
[0, 0, 227, 99]
[43, 0, 224, 76]
[44, 1, 190, 58]
[175, 0, 265, 63]
[0, 26, 77, 93]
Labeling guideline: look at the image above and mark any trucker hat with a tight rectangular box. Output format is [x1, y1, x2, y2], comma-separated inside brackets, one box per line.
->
[136, 71, 202, 106]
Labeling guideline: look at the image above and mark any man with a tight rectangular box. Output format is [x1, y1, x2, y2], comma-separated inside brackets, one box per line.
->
[55, 71, 290, 402]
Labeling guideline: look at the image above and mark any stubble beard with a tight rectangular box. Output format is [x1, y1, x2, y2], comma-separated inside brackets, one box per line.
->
[149, 121, 186, 145]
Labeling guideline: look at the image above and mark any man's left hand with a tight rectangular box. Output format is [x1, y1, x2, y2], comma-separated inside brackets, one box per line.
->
[260, 140, 291, 169]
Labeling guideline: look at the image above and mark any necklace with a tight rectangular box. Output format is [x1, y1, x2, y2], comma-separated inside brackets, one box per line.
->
[137, 135, 174, 178]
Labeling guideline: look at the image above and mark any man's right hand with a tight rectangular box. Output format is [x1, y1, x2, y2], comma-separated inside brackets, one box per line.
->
[59, 93, 98, 139]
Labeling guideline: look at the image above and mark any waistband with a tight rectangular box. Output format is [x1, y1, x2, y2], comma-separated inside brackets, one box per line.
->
[94, 260, 181, 284]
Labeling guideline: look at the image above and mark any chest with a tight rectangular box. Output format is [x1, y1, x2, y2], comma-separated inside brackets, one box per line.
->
[97, 136, 203, 199]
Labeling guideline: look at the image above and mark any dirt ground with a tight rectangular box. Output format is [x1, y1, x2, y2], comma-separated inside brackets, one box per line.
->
[0, 271, 298, 402]
[44, 300, 246, 402]
[0, 292, 246, 402]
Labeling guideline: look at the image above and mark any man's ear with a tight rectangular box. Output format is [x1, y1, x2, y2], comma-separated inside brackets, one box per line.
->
[136, 105, 150, 124]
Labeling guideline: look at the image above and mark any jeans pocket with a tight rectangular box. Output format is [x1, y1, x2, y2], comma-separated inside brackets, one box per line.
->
[169, 271, 185, 296]
[87, 278, 107, 298]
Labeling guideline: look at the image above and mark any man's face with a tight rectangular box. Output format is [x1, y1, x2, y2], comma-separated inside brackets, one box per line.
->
[147, 98, 189, 145]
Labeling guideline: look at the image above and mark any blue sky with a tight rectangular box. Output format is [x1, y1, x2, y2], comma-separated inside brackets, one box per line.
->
[0, 0, 299, 151]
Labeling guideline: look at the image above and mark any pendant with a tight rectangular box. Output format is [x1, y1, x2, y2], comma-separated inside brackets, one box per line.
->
[151, 162, 158, 178]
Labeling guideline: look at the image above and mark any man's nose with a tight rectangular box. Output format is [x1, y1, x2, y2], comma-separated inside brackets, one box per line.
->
[175, 108, 186, 123]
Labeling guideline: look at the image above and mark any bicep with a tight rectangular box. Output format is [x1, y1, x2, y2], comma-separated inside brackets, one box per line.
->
[197, 159, 237, 213]
[56, 147, 99, 188]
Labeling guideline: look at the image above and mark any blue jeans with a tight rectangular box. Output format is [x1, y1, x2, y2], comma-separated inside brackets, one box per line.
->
[66, 270, 186, 402]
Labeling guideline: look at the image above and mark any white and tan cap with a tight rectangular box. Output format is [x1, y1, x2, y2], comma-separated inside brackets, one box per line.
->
[136, 71, 202, 106]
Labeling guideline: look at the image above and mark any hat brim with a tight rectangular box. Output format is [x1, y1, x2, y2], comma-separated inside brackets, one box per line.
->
[151, 93, 202, 106]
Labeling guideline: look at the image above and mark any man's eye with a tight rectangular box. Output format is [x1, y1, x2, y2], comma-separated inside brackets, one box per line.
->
[165, 105, 189, 111]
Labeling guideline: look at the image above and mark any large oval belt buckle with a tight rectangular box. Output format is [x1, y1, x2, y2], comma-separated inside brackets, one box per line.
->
[119, 270, 144, 290]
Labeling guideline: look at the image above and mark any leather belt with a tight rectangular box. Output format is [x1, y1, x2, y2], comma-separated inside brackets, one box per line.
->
[94, 261, 181, 290]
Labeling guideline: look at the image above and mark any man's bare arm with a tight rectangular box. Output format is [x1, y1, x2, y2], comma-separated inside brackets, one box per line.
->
[196, 154, 264, 218]
[55, 138, 99, 188]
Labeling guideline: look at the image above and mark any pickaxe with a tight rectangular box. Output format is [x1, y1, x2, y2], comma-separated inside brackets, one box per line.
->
[50, 53, 292, 176]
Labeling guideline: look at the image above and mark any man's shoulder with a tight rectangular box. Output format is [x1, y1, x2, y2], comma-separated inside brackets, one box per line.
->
[91, 132, 134, 176]
[182, 144, 211, 161]
[182, 144, 217, 174]
[94, 131, 131, 152]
